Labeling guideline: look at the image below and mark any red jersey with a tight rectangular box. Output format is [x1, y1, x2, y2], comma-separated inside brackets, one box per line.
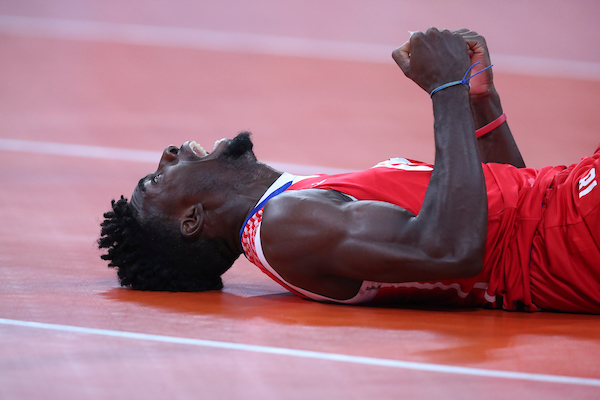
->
[240, 152, 600, 313]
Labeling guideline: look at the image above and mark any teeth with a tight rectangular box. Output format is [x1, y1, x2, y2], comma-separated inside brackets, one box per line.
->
[213, 139, 226, 151]
[189, 141, 207, 157]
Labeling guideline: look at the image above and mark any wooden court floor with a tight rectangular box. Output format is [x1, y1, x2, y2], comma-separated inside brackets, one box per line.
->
[1, 1, 599, 399]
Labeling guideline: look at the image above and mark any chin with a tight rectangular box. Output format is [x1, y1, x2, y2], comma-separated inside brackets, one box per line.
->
[222, 131, 254, 160]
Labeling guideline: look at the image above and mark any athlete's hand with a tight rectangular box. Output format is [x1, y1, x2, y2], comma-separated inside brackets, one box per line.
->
[452, 29, 494, 98]
[392, 28, 471, 94]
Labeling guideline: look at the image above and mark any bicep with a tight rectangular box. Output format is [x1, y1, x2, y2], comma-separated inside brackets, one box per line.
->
[262, 194, 477, 286]
[329, 201, 472, 283]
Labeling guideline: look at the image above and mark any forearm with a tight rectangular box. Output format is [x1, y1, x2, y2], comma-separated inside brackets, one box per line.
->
[417, 86, 487, 275]
[390, 28, 488, 278]
[471, 89, 526, 167]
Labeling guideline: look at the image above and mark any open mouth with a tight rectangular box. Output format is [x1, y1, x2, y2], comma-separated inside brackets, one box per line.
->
[186, 139, 227, 158]
[188, 141, 208, 157]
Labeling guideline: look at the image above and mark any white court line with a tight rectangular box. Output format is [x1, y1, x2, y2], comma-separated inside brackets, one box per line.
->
[0, 138, 352, 176]
[1, 15, 600, 81]
[1, 318, 599, 387]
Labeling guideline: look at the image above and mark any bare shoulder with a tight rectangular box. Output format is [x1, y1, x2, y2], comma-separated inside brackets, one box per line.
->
[259, 189, 361, 297]
[260, 189, 351, 254]
[260, 188, 413, 265]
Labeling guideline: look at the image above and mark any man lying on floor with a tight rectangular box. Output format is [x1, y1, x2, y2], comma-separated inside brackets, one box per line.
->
[99, 28, 600, 314]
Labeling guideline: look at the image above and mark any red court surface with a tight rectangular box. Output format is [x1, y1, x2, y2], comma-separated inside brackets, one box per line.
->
[1, 1, 599, 399]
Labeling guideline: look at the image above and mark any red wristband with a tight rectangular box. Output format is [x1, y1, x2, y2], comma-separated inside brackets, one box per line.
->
[476, 112, 506, 138]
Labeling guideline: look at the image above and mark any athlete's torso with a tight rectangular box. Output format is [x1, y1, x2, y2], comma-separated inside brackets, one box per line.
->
[240, 158, 558, 309]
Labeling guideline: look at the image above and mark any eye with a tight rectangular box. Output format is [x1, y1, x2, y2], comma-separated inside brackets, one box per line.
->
[151, 174, 161, 184]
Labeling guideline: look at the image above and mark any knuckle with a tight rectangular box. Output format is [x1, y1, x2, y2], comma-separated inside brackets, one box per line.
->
[411, 31, 425, 42]
[426, 26, 439, 35]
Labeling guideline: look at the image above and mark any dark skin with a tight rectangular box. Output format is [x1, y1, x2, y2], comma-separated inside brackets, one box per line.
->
[131, 139, 281, 264]
[132, 28, 525, 301]
[455, 29, 525, 167]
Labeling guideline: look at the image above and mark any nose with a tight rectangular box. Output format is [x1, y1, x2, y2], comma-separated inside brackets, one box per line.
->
[158, 145, 179, 169]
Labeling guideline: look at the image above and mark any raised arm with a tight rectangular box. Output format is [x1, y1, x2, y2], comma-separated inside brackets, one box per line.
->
[261, 29, 488, 297]
[455, 29, 526, 167]
[388, 28, 488, 277]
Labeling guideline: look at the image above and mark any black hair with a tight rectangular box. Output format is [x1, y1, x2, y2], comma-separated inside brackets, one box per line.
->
[221, 131, 254, 160]
[98, 196, 236, 291]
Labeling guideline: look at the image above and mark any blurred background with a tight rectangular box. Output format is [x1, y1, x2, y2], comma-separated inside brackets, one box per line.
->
[1, 0, 599, 176]
[1, 2, 600, 399]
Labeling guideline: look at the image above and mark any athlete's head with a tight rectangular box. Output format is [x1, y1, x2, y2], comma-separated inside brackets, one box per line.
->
[98, 132, 256, 291]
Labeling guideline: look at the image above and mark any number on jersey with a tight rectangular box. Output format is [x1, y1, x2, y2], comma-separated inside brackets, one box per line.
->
[579, 167, 597, 198]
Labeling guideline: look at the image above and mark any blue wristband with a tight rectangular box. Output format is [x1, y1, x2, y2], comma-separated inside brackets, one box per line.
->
[429, 80, 465, 97]
[429, 62, 493, 98]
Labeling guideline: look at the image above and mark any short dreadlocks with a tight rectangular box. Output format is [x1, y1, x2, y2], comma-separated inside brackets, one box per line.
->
[98, 196, 235, 291]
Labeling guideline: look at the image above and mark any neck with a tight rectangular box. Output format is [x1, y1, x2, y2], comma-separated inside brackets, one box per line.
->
[214, 163, 283, 255]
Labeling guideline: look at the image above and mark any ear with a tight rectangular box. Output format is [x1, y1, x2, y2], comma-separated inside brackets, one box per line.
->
[180, 203, 204, 238]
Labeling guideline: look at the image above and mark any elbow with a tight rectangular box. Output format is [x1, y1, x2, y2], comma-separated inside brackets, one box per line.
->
[424, 242, 484, 280]
[429, 226, 487, 279]
[444, 234, 485, 278]
[460, 234, 486, 278]
[452, 240, 485, 278]
[456, 254, 484, 279]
